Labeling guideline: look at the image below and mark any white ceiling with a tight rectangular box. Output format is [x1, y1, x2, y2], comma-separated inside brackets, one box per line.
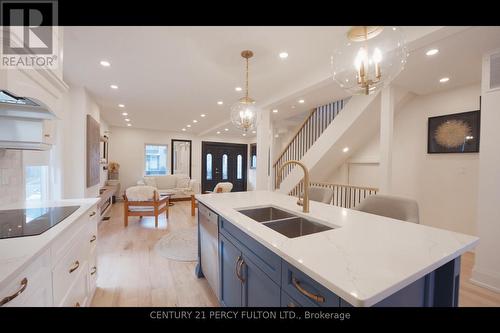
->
[393, 26, 500, 95]
[272, 26, 500, 133]
[63, 26, 441, 136]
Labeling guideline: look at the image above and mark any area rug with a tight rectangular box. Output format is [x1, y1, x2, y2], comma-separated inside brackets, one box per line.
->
[154, 228, 197, 262]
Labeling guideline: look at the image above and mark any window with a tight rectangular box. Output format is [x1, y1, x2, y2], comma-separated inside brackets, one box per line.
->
[25, 165, 49, 201]
[250, 143, 257, 169]
[206, 153, 212, 180]
[222, 154, 228, 180]
[145, 144, 168, 175]
[237, 154, 243, 179]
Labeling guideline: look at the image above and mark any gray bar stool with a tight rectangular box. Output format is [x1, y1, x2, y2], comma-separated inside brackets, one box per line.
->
[354, 194, 420, 224]
[308, 186, 334, 204]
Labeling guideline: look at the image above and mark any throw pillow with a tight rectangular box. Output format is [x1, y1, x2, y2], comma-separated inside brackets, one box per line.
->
[143, 177, 157, 188]
[176, 176, 190, 189]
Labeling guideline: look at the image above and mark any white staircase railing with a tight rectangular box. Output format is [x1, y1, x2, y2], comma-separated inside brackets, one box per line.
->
[273, 98, 350, 189]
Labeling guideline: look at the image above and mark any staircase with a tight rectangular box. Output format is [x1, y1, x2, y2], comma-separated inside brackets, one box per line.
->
[274, 98, 350, 187]
[274, 91, 381, 195]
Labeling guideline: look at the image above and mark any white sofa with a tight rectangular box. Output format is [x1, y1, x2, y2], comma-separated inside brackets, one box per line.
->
[137, 174, 199, 200]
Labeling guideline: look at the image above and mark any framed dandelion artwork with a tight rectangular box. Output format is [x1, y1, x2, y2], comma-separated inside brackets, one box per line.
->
[427, 110, 480, 153]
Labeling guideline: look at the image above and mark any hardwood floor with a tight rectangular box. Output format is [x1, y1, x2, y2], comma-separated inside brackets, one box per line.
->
[459, 252, 500, 306]
[91, 201, 218, 307]
[91, 201, 500, 307]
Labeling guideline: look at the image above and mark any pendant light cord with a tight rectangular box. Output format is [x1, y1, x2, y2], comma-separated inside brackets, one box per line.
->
[245, 57, 249, 100]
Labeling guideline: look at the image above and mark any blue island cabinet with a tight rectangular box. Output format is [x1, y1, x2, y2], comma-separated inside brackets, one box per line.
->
[216, 216, 461, 308]
[219, 234, 280, 306]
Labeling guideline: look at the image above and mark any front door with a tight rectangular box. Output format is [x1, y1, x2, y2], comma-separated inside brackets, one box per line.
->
[202, 141, 248, 193]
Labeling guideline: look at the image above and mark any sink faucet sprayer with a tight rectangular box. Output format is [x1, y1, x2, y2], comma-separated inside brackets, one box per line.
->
[276, 160, 310, 213]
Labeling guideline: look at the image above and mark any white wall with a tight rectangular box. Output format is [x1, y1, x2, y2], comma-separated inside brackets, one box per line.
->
[326, 83, 480, 236]
[62, 86, 107, 199]
[247, 142, 257, 190]
[392, 84, 480, 235]
[108, 126, 250, 195]
[472, 51, 500, 292]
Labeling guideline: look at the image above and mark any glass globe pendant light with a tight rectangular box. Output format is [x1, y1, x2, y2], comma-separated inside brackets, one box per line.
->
[332, 26, 408, 95]
[230, 50, 258, 132]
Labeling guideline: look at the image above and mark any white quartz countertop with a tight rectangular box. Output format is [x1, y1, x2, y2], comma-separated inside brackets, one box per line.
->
[0, 199, 99, 289]
[195, 191, 479, 307]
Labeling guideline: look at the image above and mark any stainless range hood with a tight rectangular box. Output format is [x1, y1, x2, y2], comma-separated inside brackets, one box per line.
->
[0, 90, 57, 150]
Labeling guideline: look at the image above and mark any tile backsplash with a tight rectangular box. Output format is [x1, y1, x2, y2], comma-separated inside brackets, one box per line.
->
[0, 150, 24, 205]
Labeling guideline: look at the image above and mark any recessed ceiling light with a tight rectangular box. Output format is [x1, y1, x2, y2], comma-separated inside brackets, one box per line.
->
[182, 128, 186, 131]
[252, 130, 256, 134]
[217, 101, 223, 105]
[291, 105, 296, 109]
[124, 118, 130, 122]
[110, 84, 118, 89]
[279, 52, 288, 59]
[242, 133, 247, 137]
[224, 128, 229, 131]
[118, 104, 125, 108]
[186, 124, 191, 128]
[193, 120, 198, 123]
[426, 49, 439, 56]
[100, 60, 111, 67]
[342, 147, 349, 153]
[439, 77, 450, 83]
[122, 112, 128, 116]
[127, 123, 132, 127]
[298, 99, 305, 104]
[200, 114, 206, 117]
[216, 131, 221, 134]
[272, 109, 278, 113]
[235, 87, 242, 92]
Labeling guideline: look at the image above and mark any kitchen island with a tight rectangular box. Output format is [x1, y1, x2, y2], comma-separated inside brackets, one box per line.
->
[195, 191, 478, 307]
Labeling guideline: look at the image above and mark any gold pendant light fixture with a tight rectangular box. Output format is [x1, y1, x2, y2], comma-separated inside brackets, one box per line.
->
[332, 26, 408, 95]
[230, 50, 258, 132]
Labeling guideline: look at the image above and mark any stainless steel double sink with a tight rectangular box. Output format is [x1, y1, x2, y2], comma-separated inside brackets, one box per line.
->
[237, 206, 333, 238]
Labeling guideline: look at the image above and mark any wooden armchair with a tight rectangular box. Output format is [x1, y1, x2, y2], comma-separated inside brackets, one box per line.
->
[123, 186, 169, 228]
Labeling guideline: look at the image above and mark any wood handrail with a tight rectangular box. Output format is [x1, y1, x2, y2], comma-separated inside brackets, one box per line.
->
[273, 108, 316, 166]
[309, 181, 379, 192]
[289, 181, 378, 209]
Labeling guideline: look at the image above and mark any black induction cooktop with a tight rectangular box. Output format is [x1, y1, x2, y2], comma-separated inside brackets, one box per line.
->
[0, 206, 80, 240]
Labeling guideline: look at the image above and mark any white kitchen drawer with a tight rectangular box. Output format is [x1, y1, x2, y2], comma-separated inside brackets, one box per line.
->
[88, 253, 97, 298]
[59, 262, 89, 307]
[52, 235, 90, 305]
[88, 217, 98, 255]
[51, 218, 87, 264]
[0, 248, 52, 307]
[88, 205, 99, 224]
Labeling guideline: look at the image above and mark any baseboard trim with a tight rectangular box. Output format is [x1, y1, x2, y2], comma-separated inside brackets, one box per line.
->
[470, 269, 500, 294]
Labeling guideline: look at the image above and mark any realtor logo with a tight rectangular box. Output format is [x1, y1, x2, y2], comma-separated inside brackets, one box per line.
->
[1, 0, 59, 69]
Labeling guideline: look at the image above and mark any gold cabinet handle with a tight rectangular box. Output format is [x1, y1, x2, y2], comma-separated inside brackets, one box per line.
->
[235, 256, 245, 283]
[0, 278, 28, 306]
[90, 235, 97, 243]
[75, 302, 81, 307]
[90, 266, 97, 275]
[292, 277, 325, 303]
[69, 260, 80, 274]
[89, 211, 96, 217]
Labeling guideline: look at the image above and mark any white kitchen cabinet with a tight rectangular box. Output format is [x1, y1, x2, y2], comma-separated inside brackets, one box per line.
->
[0, 249, 52, 307]
[0, 203, 99, 307]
